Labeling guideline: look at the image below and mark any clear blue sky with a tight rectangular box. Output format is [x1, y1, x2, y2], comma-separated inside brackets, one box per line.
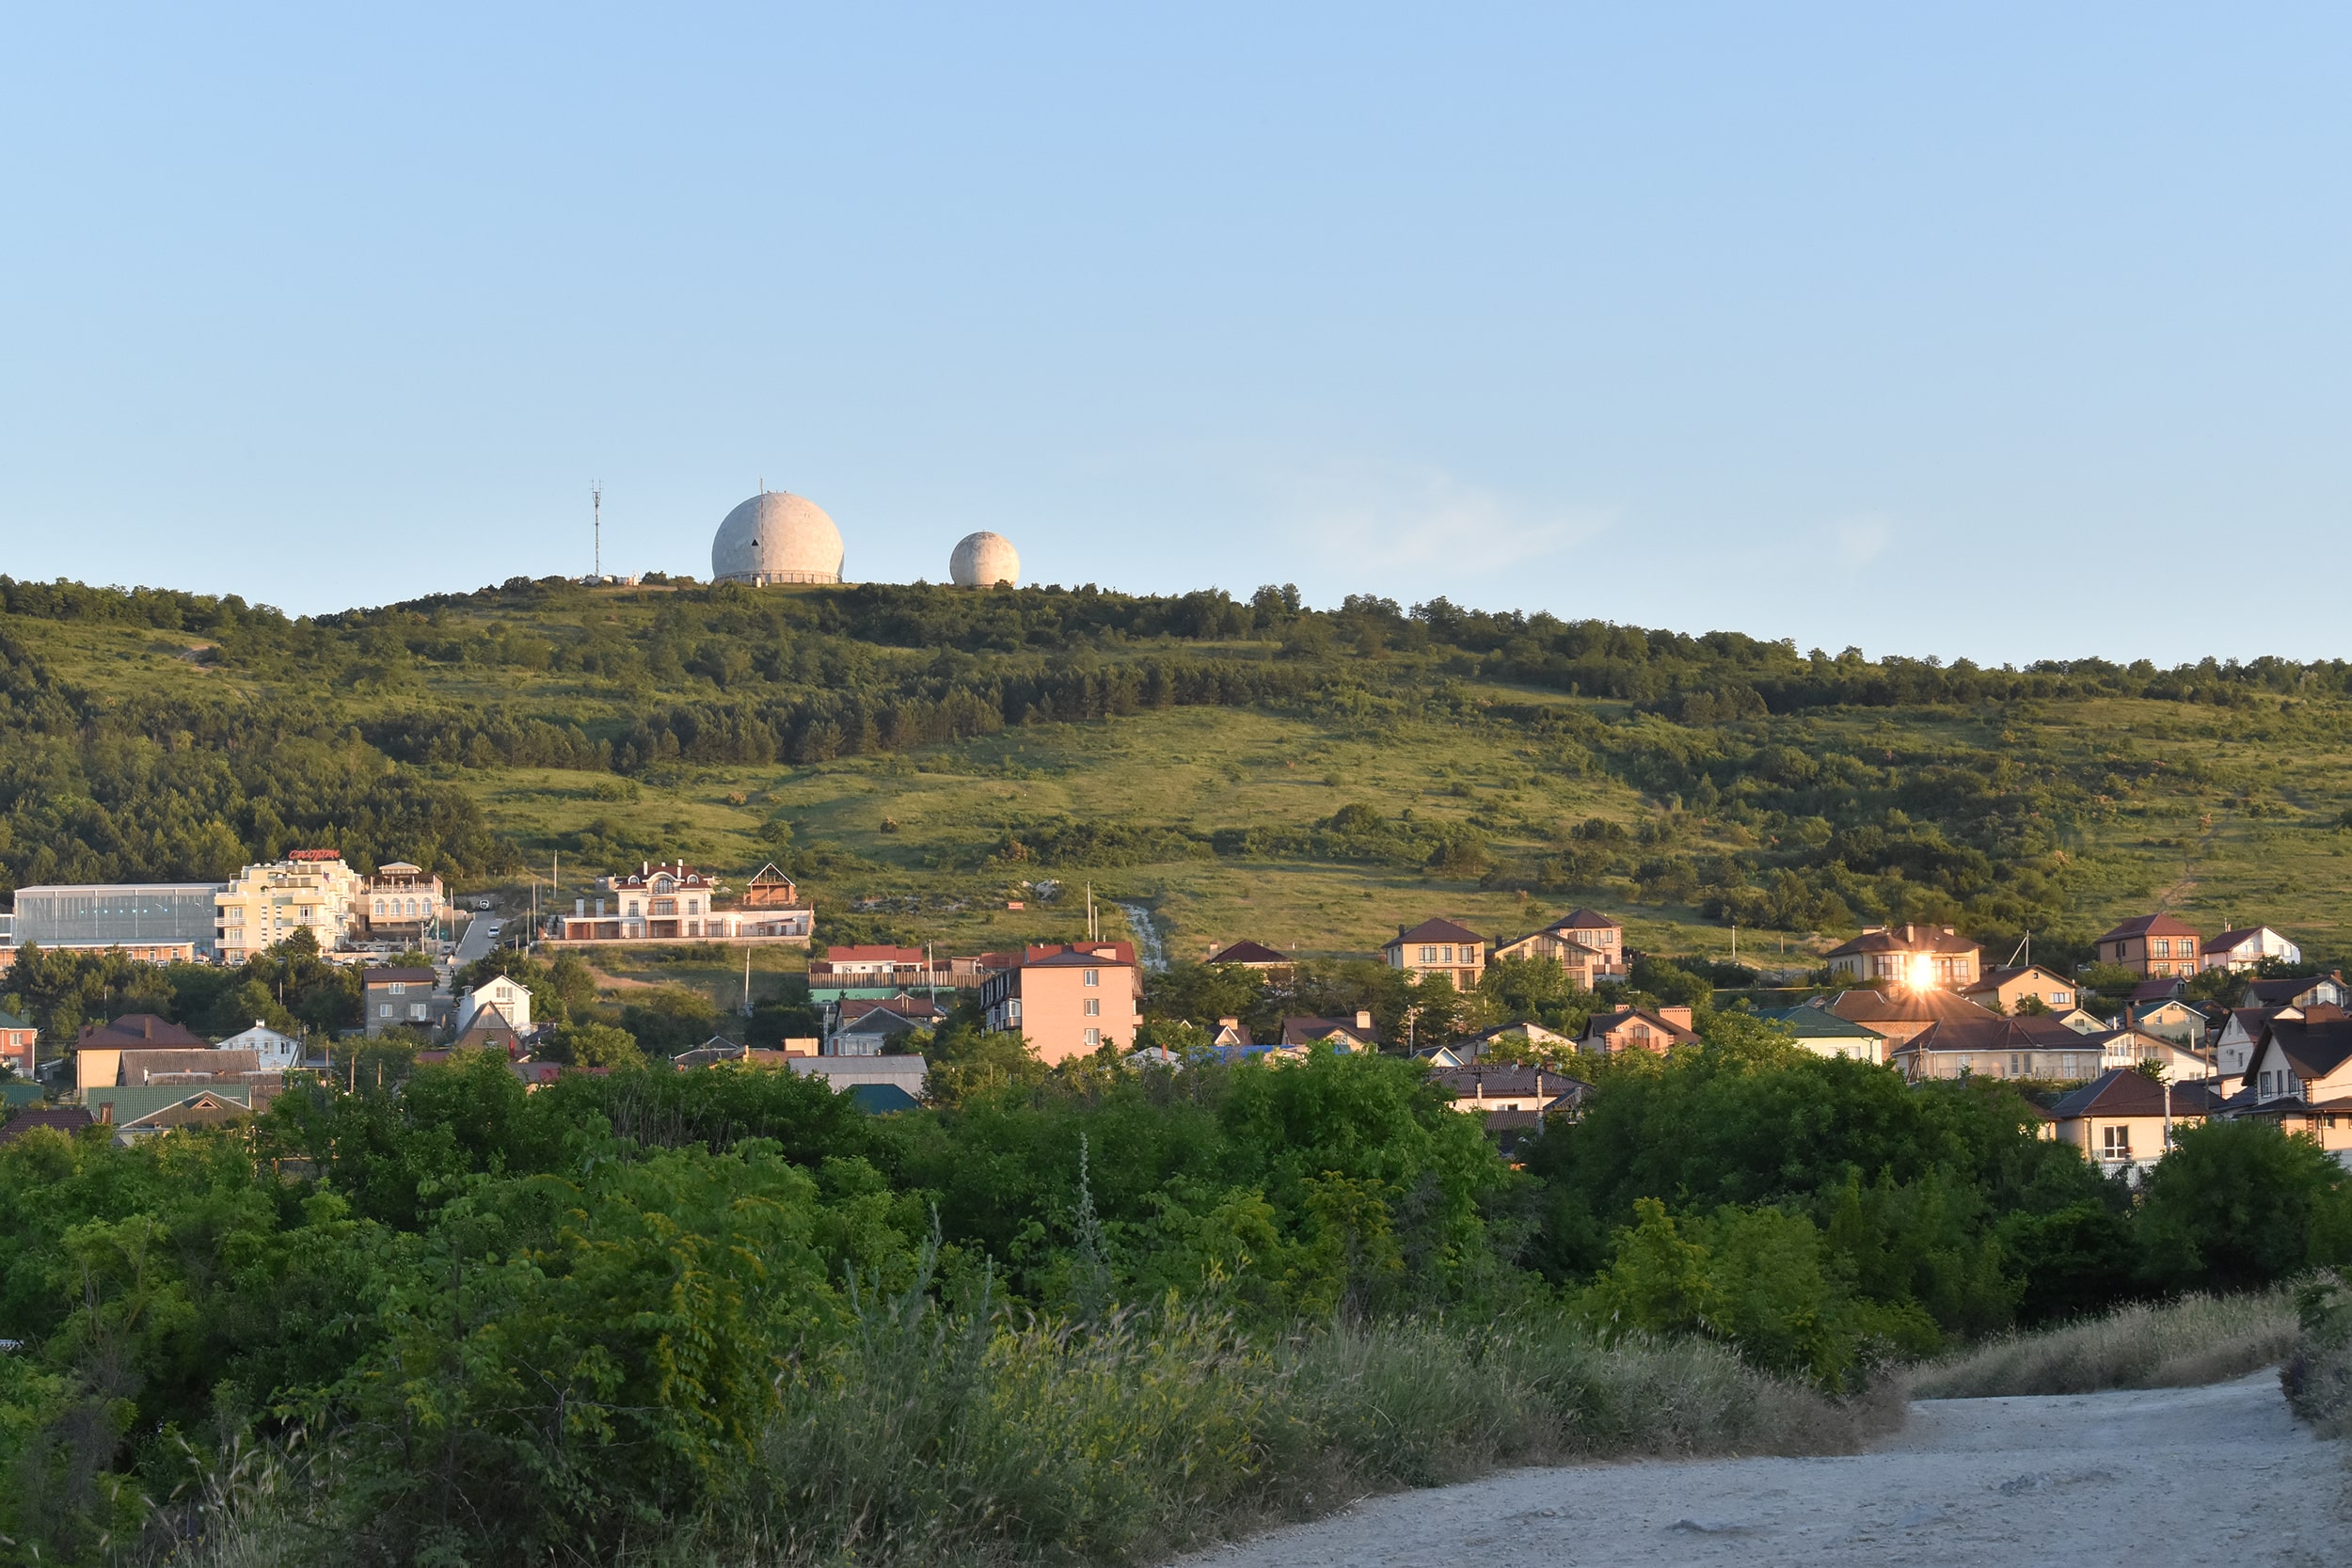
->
[4, 5, 2344, 663]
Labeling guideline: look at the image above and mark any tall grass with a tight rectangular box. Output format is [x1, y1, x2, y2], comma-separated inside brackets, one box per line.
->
[145, 1259, 1890, 1568]
[1910, 1286, 2302, 1400]
[675, 1268, 1890, 1567]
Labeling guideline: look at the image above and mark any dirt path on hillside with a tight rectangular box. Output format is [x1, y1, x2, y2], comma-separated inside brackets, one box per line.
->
[1175, 1372, 2344, 1568]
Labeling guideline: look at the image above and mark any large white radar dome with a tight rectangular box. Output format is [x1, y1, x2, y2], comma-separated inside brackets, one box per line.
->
[711, 491, 845, 585]
[949, 531, 1020, 588]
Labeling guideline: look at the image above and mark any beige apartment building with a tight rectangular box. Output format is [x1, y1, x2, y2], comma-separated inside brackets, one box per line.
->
[977, 945, 1139, 1064]
[215, 850, 367, 964]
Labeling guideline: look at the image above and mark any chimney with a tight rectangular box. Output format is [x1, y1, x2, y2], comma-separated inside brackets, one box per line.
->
[575, 898, 586, 916]
[1659, 1006, 1695, 1030]
[596, 898, 606, 917]
[1217, 1016, 1240, 1031]
[1354, 1010, 1373, 1032]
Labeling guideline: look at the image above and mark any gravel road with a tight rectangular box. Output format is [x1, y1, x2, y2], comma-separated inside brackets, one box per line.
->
[1175, 1371, 2344, 1568]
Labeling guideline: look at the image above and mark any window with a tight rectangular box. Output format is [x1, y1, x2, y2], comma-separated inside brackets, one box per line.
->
[389, 981, 406, 995]
[1082, 969, 1100, 987]
[2009, 1054, 2022, 1077]
[2103, 1125, 2131, 1158]
[2053, 990, 2071, 1006]
[652, 898, 676, 916]
[2260, 1071, 2273, 1096]
[1420, 946, 1437, 964]
[408, 1004, 427, 1020]
[379, 1004, 392, 1018]
[1084, 1029, 1101, 1046]
[1439, 945, 1454, 962]
[1083, 999, 1101, 1017]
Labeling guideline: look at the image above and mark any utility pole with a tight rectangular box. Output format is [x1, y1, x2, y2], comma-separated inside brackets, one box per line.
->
[592, 481, 603, 579]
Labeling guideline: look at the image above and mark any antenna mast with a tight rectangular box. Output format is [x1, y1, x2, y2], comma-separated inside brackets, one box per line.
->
[591, 481, 603, 579]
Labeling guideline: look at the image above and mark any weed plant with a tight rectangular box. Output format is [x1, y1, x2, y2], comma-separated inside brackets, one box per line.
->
[1911, 1285, 2302, 1399]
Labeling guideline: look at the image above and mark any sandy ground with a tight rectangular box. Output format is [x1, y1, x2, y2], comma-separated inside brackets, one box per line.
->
[1176, 1372, 2346, 1568]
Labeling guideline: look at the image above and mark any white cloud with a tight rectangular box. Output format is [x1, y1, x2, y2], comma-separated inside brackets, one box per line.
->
[1271, 461, 1610, 575]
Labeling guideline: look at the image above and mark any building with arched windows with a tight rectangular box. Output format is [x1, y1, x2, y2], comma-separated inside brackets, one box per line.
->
[362, 863, 446, 944]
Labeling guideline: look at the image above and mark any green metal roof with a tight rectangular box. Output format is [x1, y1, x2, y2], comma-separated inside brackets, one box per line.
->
[1757, 1005, 1886, 1040]
[84, 1085, 254, 1127]
[0, 1083, 45, 1109]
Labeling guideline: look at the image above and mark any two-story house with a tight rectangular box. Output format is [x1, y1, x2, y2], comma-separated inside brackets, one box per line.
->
[1384, 919, 1485, 990]
[1488, 909, 1628, 989]
[0, 1011, 36, 1076]
[2201, 926, 2301, 973]
[1958, 964, 2080, 1016]
[362, 967, 450, 1037]
[2091, 913, 2203, 978]
[1823, 926, 1982, 989]
[2238, 1017, 2352, 1156]
[1580, 1006, 1700, 1054]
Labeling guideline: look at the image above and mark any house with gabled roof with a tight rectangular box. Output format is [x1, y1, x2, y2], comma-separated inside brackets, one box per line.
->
[2246, 972, 2349, 1010]
[1426, 1065, 1591, 1155]
[2092, 913, 2203, 978]
[1820, 987, 1999, 1048]
[1959, 964, 2080, 1016]
[1754, 1004, 1887, 1065]
[1824, 925, 1981, 989]
[1889, 1013, 2117, 1083]
[1581, 1006, 1699, 1055]
[1279, 1012, 1379, 1051]
[1384, 919, 1485, 989]
[2237, 1017, 2352, 1157]
[1205, 940, 1291, 970]
[2127, 997, 2210, 1051]
[2201, 926, 2301, 973]
[1489, 909, 1626, 988]
[2049, 1068, 2215, 1180]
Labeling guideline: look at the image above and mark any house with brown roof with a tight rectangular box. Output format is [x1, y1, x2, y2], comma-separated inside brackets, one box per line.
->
[1384, 919, 1485, 989]
[2201, 925, 2300, 973]
[0, 1106, 90, 1145]
[2237, 1017, 2352, 1157]
[1958, 964, 2081, 1016]
[2091, 913, 2203, 978]
[1427, 1066, 1591, 1154]
[741, 864, 802, 908]
[1823, 926, 1981, 989]
[1581, 1006, 1699, 1055]
[1820, 987, 2001, 1048]
[1279, 1012, 1380, 1051]
[1205, 940, 1291, 970]
[1489, 909, 1627, 989]
[1489, 909, 1626, 987]
[2050, 1069, 2212, 1180]
[2246, 972, 2349, 1010]
[1888, 1013, 2115, 1083]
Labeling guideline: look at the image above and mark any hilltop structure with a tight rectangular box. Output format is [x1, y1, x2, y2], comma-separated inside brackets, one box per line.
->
[711, 490, 845, 585]
[949, 531, 1020, 587]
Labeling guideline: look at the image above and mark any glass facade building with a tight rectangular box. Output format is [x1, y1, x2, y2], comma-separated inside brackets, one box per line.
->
[10, 884, 226, 958]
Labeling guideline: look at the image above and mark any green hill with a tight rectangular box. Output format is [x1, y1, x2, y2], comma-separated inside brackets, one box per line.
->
[4, 573, 2349, 971]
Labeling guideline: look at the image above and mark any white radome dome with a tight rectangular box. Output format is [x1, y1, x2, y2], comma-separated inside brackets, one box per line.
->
[711, 491, 845, 585]
[949, 531, 1020, 588]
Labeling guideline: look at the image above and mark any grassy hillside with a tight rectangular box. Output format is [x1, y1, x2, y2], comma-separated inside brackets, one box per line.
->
[4, 573, 2350, 973]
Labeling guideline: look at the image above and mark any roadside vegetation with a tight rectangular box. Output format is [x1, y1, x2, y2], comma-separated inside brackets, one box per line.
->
[1911, 1286, 2303, 1399]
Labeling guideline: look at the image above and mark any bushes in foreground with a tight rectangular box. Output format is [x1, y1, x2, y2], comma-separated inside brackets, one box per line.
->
[149, 1270, 1884, 1568]
[1909, 1285, 2304, 1399]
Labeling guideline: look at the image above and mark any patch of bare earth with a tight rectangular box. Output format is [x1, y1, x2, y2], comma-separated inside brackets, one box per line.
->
[1175, 1372, 2344, 1567]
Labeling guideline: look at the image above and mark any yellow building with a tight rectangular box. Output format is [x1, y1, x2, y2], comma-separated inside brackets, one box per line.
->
[215, 850, 366, 964]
